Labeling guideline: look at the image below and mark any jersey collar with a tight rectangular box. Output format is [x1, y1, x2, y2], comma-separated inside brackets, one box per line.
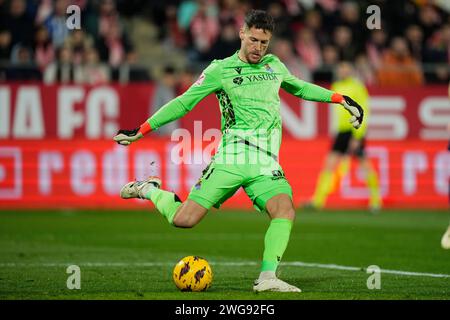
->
[235, 50, 269, 66]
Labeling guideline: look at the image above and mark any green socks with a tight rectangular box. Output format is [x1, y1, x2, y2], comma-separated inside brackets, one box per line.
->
[312, 162, 381, 209]
[144, 188, 182, 225]
[261, 218, 293, 272]
[330, 158, 350, 193]
[367, 169, 381, 208]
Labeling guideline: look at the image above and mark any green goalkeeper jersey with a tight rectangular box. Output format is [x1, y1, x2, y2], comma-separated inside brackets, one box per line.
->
[147, 51, 337, 158]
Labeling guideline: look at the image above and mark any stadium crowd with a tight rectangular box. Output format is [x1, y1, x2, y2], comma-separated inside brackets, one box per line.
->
[151, 0, 450, 84]
[0, 0, 143, 83]
[0, 0, 449, 85]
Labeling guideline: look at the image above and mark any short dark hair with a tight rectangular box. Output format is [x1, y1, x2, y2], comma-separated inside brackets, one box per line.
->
[244, 10, 275, 33]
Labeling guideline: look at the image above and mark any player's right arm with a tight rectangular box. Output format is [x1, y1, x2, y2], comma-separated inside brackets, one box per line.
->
[114, 62, 222, 146]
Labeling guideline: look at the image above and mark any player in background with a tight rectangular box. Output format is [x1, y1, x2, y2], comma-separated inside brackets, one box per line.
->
[113, 10, 364, 292]
[305, 61, 382, 213]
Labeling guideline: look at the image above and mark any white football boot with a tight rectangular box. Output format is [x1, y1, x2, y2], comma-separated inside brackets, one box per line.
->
[441, 226, 450, 250]
[253, 278, 301, 293]
[120, 176, 161, 199]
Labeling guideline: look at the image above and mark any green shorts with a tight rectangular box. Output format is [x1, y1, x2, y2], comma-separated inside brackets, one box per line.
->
[188, 146, 293, 213]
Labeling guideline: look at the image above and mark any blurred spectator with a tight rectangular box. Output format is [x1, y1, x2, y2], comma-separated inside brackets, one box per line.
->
[354, 54, 375, 85]
[377, 37, 424, 86]
[314, 0, 340, 35]
[294, 28, 322, 72]
[4, 42, 41, 80]
[366, 29, 388, 69]
[439, 24, 450, 64]
[381, 0, 417, 37]
[427, 64, 450, 84]
[314, 44, 339, 82]
[97, 24, 134, 67]
[76, 47, 110, 84]
[337, 1, 364, 44]
[322, 44, 339, 66]
[0, 0, 8, 14]
[150, 66, 179, 136]
[333, 25, 358, 61]
[405, 25, 424, 61]
[188, 0, 220, 61]
[10, 43, 33, 65]
[218, 0, 248, 31]
[424, 24, 450, 64]
[206, 21, 240, 60]
[272, 37, 311, 81]
[434, 1, 450, 14]
[423, 24, 450, 83]
[177, 66, 197, 95]
[44, 45, 76, 83]
[304, 9, 327, 45]
[126, 49, 138, 65]
[266, 2, 290, 38]
[1, 0, 34, 47]
[282, 0, 301, 17]
[35, 0, 53, 25]
[64, 30, 94, 65]
[86, 0, 122, 41]
[0, 29, 12, 62]
[161, 4, 188, 49]
[177, 0, 199, 31]
[418, 5, 443, 40]
[34, 25, 55, 71]
[44, 0, 71, 48]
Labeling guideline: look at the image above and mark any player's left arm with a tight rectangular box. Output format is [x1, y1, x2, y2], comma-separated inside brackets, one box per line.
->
[280, 67, 364, 129]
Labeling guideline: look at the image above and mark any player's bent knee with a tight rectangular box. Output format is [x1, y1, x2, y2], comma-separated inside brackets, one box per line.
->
[273, 207, 296, 221]
[172, 211, 197, 228]
[271, 202, 295, 221]
[172, 200, 208, 228]
[172, 217, 194, 228]
[268, 209, 295, 221]
[266, 194, 296, 221]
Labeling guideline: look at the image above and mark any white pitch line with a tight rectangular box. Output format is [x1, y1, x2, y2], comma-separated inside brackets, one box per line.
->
[0, 261, 449, 279]
[283, 262, 450, 278]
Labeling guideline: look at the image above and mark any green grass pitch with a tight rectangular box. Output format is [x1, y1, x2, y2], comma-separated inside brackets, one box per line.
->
[0, 209, 449, 300]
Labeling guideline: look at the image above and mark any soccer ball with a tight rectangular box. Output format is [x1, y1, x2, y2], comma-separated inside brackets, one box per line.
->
[172, 256, 213, 292]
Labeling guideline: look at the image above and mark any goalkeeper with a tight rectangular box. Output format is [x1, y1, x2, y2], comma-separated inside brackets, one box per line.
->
[114, 10, 364, 292]
[306, 61, 382, 212]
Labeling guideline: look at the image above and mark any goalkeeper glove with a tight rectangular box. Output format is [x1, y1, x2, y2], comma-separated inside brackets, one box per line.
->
[113, 122, 151, 146]
[341, 95, 364, 129]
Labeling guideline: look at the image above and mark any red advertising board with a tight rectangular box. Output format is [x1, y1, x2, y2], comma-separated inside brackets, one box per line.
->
[0, 83, 448, 209]
[0, 84, 449, 140]
[0, 139, 447, 209]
